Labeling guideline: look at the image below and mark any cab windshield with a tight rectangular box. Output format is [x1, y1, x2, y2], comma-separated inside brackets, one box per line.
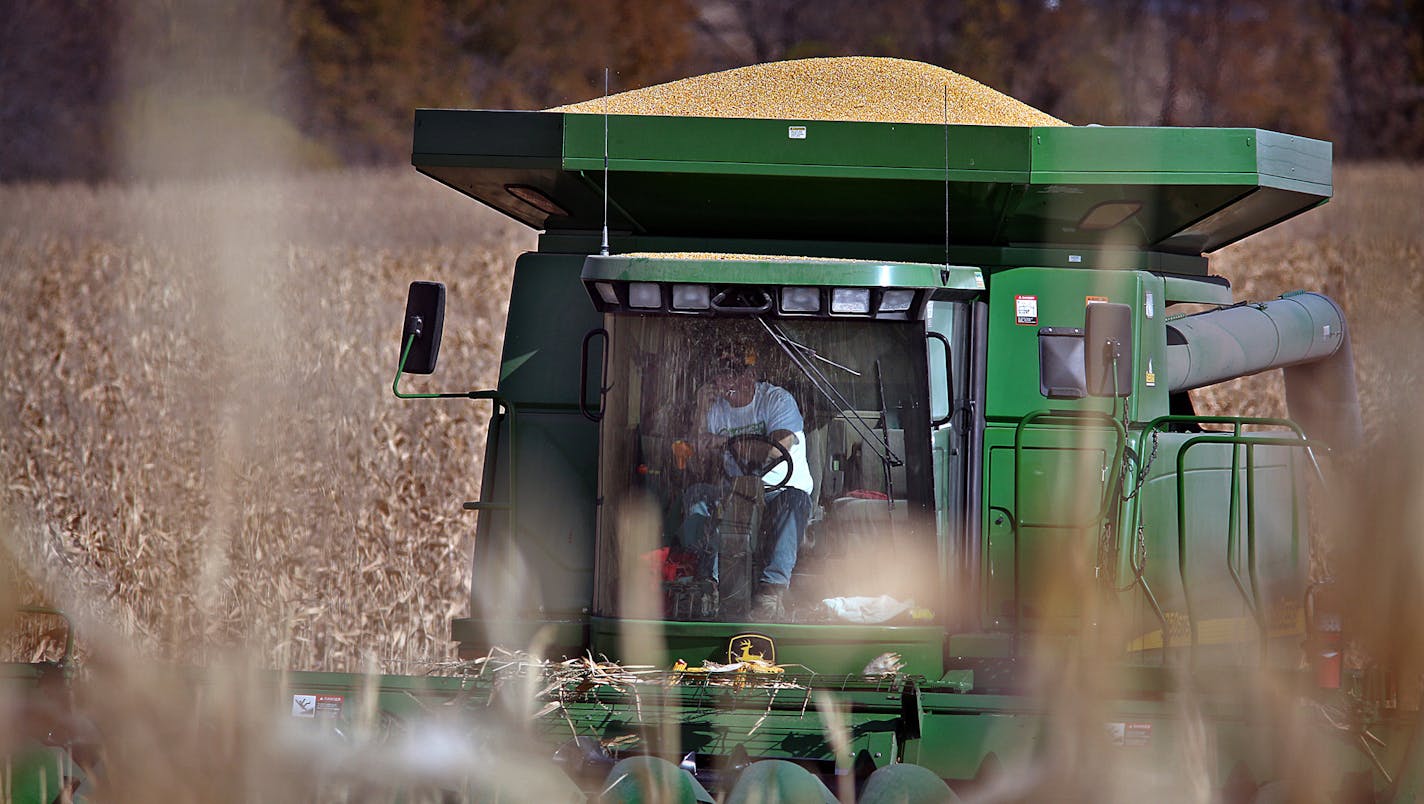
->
[593, 313, 936, 625]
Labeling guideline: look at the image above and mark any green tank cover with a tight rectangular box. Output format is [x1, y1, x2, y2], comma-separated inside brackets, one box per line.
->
[601, 756, 714, 804]
[859, 763, 961, 804]
[725, 760, 838, 804]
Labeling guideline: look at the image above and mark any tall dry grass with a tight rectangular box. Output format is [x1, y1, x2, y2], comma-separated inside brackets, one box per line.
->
[1, 168, 531, 673]
[1199, 164, 1424, 701]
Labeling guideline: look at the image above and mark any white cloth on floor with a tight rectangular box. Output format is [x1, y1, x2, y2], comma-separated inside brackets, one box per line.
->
[821, 595, 913, 624]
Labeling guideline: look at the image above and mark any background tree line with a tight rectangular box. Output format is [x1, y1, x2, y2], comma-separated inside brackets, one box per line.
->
[2, 0, 1421, 181]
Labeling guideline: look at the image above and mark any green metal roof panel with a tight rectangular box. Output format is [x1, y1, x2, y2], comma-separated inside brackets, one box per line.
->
[411, 110, 1331, 255]
[1254, 129, 1333, 187]
[562, 113, 1031, 177]
[1029, 126, 1262, 177]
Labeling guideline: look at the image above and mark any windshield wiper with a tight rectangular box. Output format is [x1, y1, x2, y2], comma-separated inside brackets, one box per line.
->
[756, 318, 903, 468]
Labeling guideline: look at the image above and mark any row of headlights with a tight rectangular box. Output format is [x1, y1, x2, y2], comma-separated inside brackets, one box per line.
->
[591, 281, 921, 317]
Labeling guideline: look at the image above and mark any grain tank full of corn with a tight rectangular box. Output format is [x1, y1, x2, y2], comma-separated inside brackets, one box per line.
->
[393, 59, 1419, 801]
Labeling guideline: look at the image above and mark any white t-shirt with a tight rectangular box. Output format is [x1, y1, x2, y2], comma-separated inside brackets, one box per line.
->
[705, 381, 814, 495]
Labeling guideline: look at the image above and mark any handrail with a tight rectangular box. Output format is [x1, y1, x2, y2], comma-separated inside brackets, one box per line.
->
[1175, 434, 1327, 666]
[926, 332, 954, 429]
[1010, 409, 1126, 657]
[1125, 415, 1313, 543]
[1121, 414, 1323, 662]
[579, 328, 610, 423]
[461, 392, 517, 540]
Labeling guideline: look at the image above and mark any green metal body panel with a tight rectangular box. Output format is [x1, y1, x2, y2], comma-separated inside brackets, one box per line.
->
[981, 424, 1116, 631]
[3, 744, 67, 804]
[1161, 273, 1232, 305]
[454, 252, 601, 651]
[265, 664, 1410, 799]
[589, 617, 944, 677]
[983, 267, 1169, 423]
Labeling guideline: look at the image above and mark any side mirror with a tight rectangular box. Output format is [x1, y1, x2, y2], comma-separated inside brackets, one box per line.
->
[1085, 302, 1133, 397]
[399, 281, 445, 375]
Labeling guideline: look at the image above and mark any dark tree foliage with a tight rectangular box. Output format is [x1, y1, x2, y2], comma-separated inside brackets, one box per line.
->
[0, 0, 120, 181]
[1, 0, 1420, 180]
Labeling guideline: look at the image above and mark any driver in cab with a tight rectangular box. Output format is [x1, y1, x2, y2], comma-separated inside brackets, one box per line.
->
[680, 350, 813, 620]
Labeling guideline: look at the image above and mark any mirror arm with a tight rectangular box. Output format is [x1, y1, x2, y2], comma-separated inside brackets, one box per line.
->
[1103, 340, 1117, 399]
[392, 333, 498, 401]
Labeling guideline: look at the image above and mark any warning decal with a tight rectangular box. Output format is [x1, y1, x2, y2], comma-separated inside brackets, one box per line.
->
[292, 693, 345, 719]
[1015, 295, 1038, 326]
[292, 694, 316, 718]
[1107, 721, 1153, 747]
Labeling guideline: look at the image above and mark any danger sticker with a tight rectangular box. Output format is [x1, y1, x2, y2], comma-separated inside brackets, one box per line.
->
[1086, 295, 1108, 305]
[1107, 721, 1153, 747]
[292, 693, 344, 719]
[1015, 295, 1038, 326]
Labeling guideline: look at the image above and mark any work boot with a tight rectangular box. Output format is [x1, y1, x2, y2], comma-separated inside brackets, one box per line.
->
[751, 583, 788, 622]
[694, 578, 719, 620]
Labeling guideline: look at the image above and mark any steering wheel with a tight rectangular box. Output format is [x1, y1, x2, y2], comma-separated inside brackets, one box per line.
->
[722, 433, 794, 492]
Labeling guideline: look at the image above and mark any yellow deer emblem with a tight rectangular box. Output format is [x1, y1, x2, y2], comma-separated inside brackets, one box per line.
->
[726, 633, 775, 665]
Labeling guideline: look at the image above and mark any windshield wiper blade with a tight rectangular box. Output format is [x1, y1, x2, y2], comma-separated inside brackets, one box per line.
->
[779, 335, 862, 377]
[756, 318, 902, 467]
[757, 320, 862, 376]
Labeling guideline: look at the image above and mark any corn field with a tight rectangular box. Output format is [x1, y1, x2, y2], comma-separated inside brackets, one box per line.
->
[1, 163, 1421, 679]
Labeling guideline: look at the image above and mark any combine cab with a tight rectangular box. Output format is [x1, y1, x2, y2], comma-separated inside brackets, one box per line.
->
[379, 108, 1424, 800]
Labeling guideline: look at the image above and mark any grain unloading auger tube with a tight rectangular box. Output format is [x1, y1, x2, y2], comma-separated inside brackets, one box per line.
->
[1165, 291, 1362, 449]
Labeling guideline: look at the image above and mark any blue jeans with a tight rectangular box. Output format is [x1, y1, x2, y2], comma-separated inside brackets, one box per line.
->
[679, 483, 811, 586]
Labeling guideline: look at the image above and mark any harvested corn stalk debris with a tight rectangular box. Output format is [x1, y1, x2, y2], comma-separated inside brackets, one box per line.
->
[551, 56, 1068, 127]
[442, 648, 803, 695]
[861, 652, 905, 677]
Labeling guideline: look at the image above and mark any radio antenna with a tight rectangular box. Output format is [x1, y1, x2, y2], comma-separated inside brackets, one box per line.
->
[600, 67, 611, 257]
[944, 85, 950, 271]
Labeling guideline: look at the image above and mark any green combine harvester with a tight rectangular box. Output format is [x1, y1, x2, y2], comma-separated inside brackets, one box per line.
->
[377, 107, 1419, 801]
[4, 106, 1420, 802]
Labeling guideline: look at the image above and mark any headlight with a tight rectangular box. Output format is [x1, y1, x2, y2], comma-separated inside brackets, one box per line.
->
[628, 282, 662, 309]
[780, 287, 820, 313]
[671, 284, 710, 310]
[879, 289, 916, 313]
[831, 288, 871, 314]
[593, 282, 619, 305]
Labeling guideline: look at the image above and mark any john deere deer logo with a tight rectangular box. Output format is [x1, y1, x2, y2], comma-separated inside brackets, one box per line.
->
[726, 633, 774, 664]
